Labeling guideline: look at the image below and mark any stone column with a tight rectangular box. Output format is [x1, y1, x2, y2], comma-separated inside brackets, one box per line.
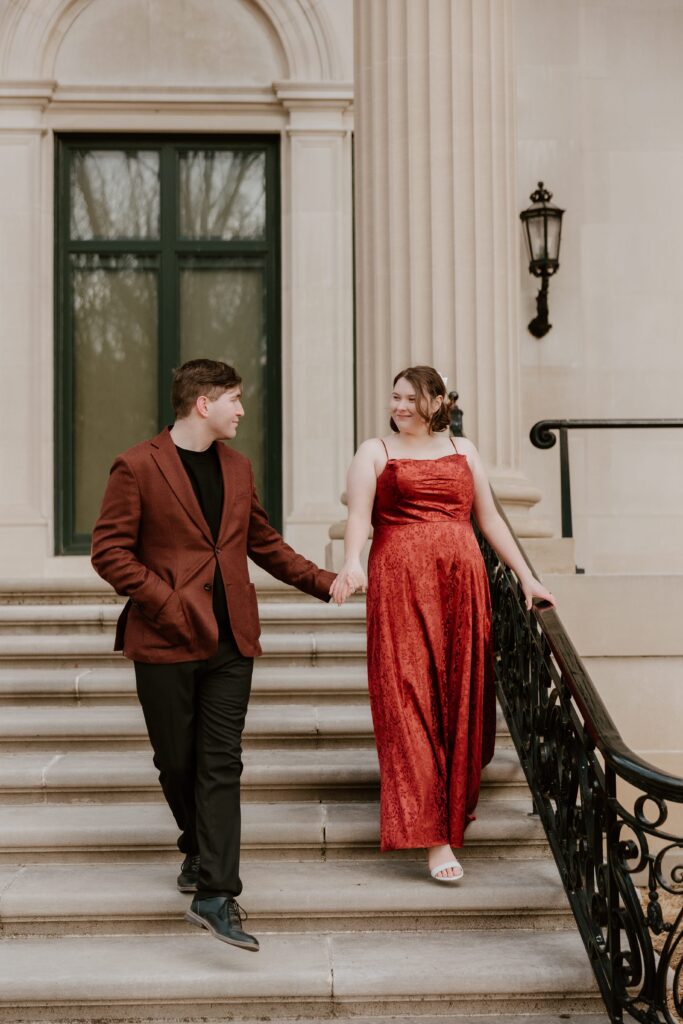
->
[353, 0, 550, 539]
[275, 83, 356, 561]
[0, 86, 53, 575]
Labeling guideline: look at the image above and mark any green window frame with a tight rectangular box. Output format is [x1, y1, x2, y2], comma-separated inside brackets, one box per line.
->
[54, 133, 281, 555]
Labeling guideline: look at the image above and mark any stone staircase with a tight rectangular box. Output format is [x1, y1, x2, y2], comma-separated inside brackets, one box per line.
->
[0, 578, 609, 1023]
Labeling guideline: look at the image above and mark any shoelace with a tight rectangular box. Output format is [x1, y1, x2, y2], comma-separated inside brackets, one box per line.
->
[228, 899, 248, 926]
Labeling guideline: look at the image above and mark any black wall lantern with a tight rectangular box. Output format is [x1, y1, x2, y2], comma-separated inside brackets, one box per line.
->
[520, 182, 564, 339]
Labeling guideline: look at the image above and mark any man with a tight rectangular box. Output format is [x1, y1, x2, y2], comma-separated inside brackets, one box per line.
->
[91, 359, 336, 952]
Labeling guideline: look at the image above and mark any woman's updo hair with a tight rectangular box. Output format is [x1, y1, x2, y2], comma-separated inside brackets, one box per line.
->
[389, 365, 454, 433]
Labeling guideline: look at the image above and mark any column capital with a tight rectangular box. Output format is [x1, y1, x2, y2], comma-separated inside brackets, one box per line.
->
[0, 80, 55, 130]
[274, 80, 353, 132]
[0, 80, 55, 103]
[273, 81, 353, 104]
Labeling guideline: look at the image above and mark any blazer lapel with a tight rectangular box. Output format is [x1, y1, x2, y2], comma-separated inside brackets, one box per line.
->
[150, 428, 213, 544]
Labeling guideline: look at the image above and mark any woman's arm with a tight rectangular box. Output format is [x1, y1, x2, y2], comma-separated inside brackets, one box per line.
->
[463, 439, 556, 610]
[329, 439, 382, 605]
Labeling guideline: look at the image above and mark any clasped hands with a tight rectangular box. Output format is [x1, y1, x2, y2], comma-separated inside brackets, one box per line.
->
[330, 559, 367, 606]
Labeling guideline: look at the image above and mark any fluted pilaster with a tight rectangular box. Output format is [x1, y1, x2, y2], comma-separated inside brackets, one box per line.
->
[353, 0, 547, 533]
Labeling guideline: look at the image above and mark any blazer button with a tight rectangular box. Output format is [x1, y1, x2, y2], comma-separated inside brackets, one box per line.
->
[215, 546, 221, 555]
[203, 583, 212, 592]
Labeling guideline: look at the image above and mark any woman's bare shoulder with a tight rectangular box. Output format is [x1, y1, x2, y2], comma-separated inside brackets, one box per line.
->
[356, 437, 388, 459]
[453, 436, 478, 457]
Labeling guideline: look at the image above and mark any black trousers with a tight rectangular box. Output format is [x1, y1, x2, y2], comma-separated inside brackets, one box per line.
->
[134, 637, 253, 899]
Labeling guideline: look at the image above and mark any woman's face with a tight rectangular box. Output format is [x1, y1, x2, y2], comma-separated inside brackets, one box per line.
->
[390, 377, 441, 433]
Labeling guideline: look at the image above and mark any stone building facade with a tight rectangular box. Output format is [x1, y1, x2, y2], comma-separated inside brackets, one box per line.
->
[1, 0, 682, 578]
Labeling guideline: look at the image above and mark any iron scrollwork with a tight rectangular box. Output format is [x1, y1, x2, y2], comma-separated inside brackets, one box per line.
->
[477, 526, 683, 1023]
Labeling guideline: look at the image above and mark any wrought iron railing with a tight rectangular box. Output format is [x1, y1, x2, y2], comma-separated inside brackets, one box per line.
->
[477, 501, 683, 1023]
[529, 419, 683, 539]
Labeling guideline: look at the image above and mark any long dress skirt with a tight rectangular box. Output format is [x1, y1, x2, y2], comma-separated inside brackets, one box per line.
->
[366, 454, 496, 851]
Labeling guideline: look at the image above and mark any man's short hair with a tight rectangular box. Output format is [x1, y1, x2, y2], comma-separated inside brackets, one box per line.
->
[171, 359, 242, 419]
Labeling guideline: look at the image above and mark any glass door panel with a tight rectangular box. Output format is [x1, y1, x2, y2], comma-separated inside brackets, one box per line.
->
[179, 264, 266, 498]
[70, 150, 160, 240]
[72, 256, 159, 536]
[178, 150, 266, 240]
[56, 135, 279, 553]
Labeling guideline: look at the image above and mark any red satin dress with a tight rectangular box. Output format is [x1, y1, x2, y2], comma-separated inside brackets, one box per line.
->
[366, 439, 496, 851]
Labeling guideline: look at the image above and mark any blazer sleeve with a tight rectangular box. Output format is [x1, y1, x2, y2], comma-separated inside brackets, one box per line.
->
[91, 455, 175, 618]
[246, 473, 335, 602]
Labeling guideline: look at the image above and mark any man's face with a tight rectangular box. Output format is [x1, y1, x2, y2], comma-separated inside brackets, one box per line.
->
[204, 385, 244, 440]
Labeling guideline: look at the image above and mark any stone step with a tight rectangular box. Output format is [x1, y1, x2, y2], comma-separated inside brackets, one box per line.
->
[178, 1018, 610, 1024]
[0, 601, 366, 636]
[0, 746, 527, 803]
[0, 569, 347, 605]
[0, 671, 514, 757]
[0, 663, 371, 704]
[0, 929, 601, 1022]
[0, 631, 367, 668]
[0, 701, 511, 749]
[0, 797, 545, 861]
[0, 857, 572, 936]
[264, 1018, 610, 1024]
[0, 702, 377, 749]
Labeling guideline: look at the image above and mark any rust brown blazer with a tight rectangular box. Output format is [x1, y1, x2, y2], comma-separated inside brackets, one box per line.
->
[91, 427, 335, 664]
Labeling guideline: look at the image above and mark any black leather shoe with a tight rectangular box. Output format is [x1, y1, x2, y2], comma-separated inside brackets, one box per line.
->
[176, 854, 200, 893]
[185, 896, 259, 952]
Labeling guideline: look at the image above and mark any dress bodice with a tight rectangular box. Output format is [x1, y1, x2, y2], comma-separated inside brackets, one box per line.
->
[372, 453, 474, 528]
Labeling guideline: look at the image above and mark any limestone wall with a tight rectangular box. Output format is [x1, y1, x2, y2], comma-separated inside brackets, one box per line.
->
[515, 0, 683, 572]
[1, 0, 682, 575]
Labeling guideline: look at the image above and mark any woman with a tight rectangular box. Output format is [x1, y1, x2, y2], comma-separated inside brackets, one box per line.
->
[330, 366, 555, 881]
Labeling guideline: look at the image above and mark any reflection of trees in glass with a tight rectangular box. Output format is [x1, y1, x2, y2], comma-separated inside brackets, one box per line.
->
[63, 140, 276, 547]
[70, 151, 160, 239]
[180, 151, 265, 239]
[73, 254, 157, 362]
[180, 267, 266, 495]
[72, 255, 158, 535]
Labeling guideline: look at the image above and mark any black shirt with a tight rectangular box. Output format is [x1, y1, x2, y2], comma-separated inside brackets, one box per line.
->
[175, 443, 231, 641]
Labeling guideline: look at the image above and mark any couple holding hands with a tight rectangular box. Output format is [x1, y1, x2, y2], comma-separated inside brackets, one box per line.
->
[92, 358, 553, 953]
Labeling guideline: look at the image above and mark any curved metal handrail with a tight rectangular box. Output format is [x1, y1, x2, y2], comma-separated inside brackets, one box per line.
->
[529, 418, 683, 539]
[495, 491, 683, 801]
[480, 492, 683, 1022]
[446, 392, 683, 1018]
[530, 418, 683, 449]
[535, 602, 683, 801]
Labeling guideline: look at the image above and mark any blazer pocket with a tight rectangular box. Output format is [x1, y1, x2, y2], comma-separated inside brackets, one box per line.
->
[150, 588, 192, 646]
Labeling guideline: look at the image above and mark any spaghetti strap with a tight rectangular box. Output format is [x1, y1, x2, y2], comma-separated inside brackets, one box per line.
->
[449, 436, 459, 454]
[379, 438, 389, 458]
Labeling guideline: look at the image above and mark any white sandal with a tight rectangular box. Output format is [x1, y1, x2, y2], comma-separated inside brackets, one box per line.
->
[429, 858, 464, 882]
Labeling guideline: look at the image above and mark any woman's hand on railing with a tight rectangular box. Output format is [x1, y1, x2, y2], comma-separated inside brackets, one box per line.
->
[520, 574, 556, 611]
[330, 559, 367, 605]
